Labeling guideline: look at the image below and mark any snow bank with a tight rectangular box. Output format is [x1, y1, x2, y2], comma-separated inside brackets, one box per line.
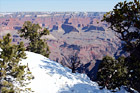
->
[0, 48, 2, 51]
[20, 51, 127, 93]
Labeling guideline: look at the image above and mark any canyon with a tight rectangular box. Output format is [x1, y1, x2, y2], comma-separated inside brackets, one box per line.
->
[0, 12, 125, 80]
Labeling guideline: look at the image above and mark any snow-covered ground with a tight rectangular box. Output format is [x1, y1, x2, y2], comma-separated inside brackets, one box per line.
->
[19, 51, 128, 93]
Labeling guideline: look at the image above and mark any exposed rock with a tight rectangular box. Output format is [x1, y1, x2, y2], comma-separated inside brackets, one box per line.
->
[13, 26, 21, 30]
[0, 12, 124, 80]
[50, 25, 58, 32]
[83, 25, 105, 32]
[61, 24, 79, 34]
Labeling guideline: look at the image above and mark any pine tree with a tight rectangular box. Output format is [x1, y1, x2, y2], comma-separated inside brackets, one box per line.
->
[18, 21, 50, 58]
[97, 56, 128, 91]
[0, 33, 33, 93]
[100, 0, 140, 92]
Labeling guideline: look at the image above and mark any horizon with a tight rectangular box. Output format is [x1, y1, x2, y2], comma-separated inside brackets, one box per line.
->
[0, 0, 133, 12]
[0, 11, 106, 13]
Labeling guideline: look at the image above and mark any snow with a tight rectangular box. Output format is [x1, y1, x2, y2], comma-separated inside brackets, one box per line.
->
[0, 49, 129, 93]
[0, 48, 2, 61]
[19, 51, 129, 93]
[0, 48, 2, 51]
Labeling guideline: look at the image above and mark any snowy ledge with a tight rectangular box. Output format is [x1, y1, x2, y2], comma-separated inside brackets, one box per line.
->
[18, 51, 128, 93]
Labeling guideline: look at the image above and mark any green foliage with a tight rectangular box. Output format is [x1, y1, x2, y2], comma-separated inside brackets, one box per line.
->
[97, 56, 128, 91]
[102, 0, 140, 54]
[126, 56, 140, 92]
[100, 0, 140, 92]
[19, 21, 50, 58]
[0, 33, 33, 93]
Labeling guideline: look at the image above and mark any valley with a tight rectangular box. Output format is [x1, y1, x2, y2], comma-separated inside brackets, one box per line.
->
[0, 12, 124, 80]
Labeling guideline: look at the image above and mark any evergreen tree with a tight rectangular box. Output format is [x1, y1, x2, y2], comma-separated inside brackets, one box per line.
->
[0, 33, 33, 93]
[19, 21, 50, 58]
[102, 0, 140, 57]
[97, 56, 128, 91]
[98, 0, 140, 92]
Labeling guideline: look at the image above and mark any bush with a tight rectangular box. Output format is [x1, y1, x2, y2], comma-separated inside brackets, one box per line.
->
[97, 56, 128, 91]
[19, 21, 50, 58]
[0, 33, 33, 93]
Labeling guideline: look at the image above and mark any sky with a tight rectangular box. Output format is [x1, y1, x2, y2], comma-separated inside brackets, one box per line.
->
[0, 0, 133, 12]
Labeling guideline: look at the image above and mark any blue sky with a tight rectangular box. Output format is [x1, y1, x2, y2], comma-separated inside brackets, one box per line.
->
[0, 0, 133, 12]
